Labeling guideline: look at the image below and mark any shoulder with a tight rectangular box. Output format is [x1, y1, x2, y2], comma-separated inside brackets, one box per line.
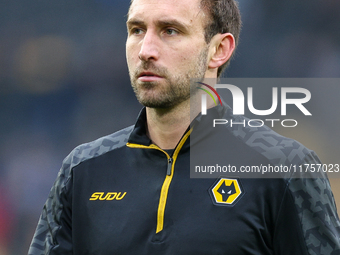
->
[226, 114, 315, 168]
[59, 125, 134, 183]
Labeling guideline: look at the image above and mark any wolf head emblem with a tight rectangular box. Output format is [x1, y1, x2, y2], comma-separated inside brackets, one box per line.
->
[217, 181, 236, 202]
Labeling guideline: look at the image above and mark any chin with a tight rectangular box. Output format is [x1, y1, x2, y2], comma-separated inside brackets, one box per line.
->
[139, 99, 174, 109]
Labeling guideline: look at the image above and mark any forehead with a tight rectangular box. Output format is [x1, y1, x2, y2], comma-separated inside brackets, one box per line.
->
[128, 0, 206, 27]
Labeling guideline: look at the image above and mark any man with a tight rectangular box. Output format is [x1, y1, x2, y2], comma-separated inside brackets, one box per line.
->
[29, 0, 340, 254]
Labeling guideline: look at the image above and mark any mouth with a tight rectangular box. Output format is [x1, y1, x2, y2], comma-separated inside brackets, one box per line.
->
[137, 71, 164, 82]
[138, 72, 162, 78]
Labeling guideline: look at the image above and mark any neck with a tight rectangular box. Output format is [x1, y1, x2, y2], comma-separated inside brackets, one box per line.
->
[144, 78, 218, 150]
[146, 99, 197, 150]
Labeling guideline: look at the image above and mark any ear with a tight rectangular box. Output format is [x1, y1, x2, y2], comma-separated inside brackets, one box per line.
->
[207, 33, 236, 70]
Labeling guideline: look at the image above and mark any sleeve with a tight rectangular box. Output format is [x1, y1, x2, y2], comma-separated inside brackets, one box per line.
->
[27, 131, 131, 255]
[273, 152, 340, 255]
[28, 162, 73, 255]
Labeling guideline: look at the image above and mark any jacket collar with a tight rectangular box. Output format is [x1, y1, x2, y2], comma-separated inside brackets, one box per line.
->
[127, 102, 231, 146]
[127, 108, 152, 146]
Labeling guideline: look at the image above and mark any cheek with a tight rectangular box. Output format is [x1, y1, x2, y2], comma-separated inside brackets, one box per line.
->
[126, 49, 139, 68]
[176, 48, 203, 65]
[126, 41, 139, 58]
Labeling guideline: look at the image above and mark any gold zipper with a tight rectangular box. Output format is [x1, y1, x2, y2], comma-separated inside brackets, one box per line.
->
[126, 128, 192, 233]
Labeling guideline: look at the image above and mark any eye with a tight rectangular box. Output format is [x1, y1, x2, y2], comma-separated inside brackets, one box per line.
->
[130, 28, 144, 35]
[165, 28, 178, 35]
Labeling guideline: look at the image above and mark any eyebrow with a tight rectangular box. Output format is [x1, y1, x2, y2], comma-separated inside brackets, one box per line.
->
[126, 19, 145, 28]
[127, 18, 190, 33]
[158, 19, 190, 32]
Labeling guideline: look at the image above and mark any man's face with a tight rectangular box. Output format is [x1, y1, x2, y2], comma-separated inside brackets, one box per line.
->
[126, 0, 210, 108]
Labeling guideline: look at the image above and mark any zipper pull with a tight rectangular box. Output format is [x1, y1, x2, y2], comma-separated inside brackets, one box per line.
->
[167, 158, 173, 176]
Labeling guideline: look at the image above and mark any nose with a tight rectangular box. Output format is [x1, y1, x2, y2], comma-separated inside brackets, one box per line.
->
[138, 30, 159, 61]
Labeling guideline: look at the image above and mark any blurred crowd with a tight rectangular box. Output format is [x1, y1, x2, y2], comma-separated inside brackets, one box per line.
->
[0, 0, 339, 254]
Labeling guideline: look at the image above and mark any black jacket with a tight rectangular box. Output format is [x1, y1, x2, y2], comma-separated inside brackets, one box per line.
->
[28, 105, 340, 255]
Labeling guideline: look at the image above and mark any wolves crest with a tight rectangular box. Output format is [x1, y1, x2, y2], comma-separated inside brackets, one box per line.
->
[217, 181, 236, 202]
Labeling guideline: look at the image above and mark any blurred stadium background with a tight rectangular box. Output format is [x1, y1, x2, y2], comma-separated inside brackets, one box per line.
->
[0, 0, 339, 254]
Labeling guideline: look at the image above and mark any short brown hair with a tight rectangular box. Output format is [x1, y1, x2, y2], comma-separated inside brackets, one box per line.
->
[200, 0, 242, 77]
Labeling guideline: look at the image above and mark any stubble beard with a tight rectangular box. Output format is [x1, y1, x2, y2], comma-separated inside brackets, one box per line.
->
[129, 48, 208, 109]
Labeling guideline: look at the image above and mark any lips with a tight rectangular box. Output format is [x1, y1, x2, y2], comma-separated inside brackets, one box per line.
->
[137, 71, 163, 82]
[138, 72, 162, 78]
